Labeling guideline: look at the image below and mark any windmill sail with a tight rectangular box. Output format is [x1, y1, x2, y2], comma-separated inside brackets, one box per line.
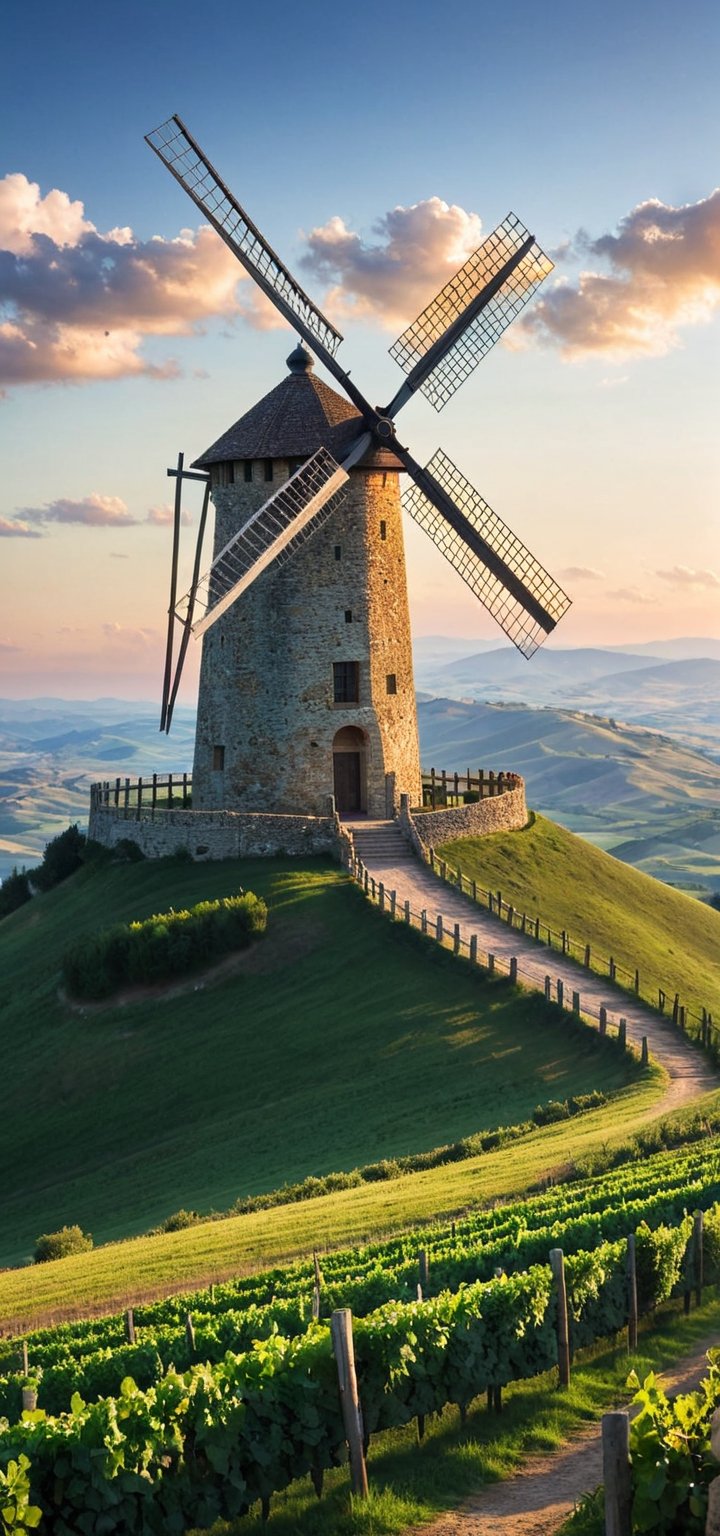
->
[403, 450, 571, 658]
[389, 214, 553, 412]
[145, 116, 343, 360]
[179, 448, 350, 637]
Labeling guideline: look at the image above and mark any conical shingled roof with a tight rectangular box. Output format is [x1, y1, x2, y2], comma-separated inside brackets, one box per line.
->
[192, 345, 403, 470]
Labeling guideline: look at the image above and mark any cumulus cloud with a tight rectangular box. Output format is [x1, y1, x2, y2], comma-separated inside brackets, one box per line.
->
[17, 493, 138, 527]
[0, 515, 42, 538]
[0, 173, 256, 386]
[655, 565, 720, 588]
[147, 502, 192, 526]
[300, 198, 484, 328]
[519, 189, 720, 358]
[102, 622, 158, 648]
[557, 565, 604, 581]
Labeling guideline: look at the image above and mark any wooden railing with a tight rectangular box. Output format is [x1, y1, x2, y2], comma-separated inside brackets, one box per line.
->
[420, 768, 521, 809]
[90, 774, 192, 814]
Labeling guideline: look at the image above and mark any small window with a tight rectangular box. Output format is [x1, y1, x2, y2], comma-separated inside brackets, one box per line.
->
[380, 520, 387, 540]
[333, 661, 359, 704]
[244, 461, 253, 483]
[264, 459, 274, 482]
[212, 745, 225, 771]
[386, 673, 397, 695]
[334, 544, 342, 561]
[344, 609, 352, 623]
[227, 461, 235, 484]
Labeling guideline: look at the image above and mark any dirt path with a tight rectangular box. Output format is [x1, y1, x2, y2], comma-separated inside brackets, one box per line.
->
[347, 821, 717, 1118]
[402, 1339, 719, 1536]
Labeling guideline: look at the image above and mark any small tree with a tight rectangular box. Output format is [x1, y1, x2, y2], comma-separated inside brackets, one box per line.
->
[0, 867, 32, 920]
[33, 1225, 93, 1264]
[33, 825, 86, 892]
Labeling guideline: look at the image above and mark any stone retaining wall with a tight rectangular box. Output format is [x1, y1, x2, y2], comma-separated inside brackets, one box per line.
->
[399, 774, 527, 851]
[88, 804, 341, 861]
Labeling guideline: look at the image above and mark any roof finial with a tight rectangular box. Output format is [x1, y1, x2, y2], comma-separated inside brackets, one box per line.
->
[287, 341, 314, 374]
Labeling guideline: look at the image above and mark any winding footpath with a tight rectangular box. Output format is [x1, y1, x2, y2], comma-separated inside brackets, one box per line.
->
[346, 819, 716, 1118]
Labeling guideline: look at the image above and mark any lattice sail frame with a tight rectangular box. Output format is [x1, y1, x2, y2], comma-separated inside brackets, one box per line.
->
[179, 449, 349, 637]
[146, 117, 343, 358]
[390, 215, 553, 411]
[404, 451, 571, 658]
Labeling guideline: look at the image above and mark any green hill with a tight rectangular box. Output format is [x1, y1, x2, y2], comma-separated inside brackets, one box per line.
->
[438, 813, 720, 1021]
[0, 855, 636, 1267]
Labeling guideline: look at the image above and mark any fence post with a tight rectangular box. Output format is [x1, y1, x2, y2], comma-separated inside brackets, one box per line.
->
[404, 899, 410, 924]
[507, 904, 515, 927]
[658, 988, 665, 1013]
[641, 1036, 649, 1066]
[136, 775, 143, 820]
[125, 1309, 135, 1345]
[312, 1285, 321, 1321]
[421, 909, 427, 935]
[378, 881, 385, 911]
[557, 978, 564, 1009]
[627, 1235, 638, 1352]
[694, 1210, 704, 1306]
[634, 968, 640, 995]
[549, 1248, 570, 1387]
[436, 915, 444, 945]
[123, 776, 130, 813]
[472, 879, 477, 902]
[21, 1342, 29, 1376]
[509, 956, 518, 984]
[562, 929, 568, 954]
[470, 934, 478, 963]
[572, 990, 580, 1015]
[419, 1250, 429, 1291]
[535, 916, 540, 941]
[672, 993, 680, 1025]
[331, 1309, 368, 1498]
[618, 1018, 627, 1049]
[602, 1411, 631, 1536]
[584, 943, 591, 968]
[544, 975, 551, 1002]
[599, 1006, 607, 1036]
[453, 922, 461, 955]
[488, 953, 495, 974]
[185, 1312, 196, 1356]
[390, 890, 396, 918]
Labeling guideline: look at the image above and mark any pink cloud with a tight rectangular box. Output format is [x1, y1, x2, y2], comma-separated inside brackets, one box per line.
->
[18, 493, 137, 527]
[0, 515, 42, 538]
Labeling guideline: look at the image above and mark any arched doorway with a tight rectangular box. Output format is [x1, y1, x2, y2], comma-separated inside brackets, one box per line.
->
[332, 726, 367, 814]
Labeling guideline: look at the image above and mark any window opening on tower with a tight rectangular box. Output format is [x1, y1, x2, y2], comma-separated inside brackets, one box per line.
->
[243, 461, 253, 482]
[333, 661, 360, 704]
[380, 520, 387, 540]
[264, 459, 273, 482]
[212, 745, 226, 771]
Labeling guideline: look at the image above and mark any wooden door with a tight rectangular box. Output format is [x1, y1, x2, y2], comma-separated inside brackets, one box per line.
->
[333, 752, 362, 812]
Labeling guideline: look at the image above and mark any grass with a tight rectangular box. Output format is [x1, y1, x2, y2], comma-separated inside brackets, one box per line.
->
[438, 812, 720, 1021]
[184, 1292, 720, 1536]
[0, 854, 639, 1269]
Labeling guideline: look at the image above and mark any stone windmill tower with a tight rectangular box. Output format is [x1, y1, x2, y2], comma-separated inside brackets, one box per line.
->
[147, 117, 571, 822]
[190, 342, 420, 818]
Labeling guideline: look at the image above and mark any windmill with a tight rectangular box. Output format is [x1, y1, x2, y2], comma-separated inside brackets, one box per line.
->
[145, 115, 571, 819]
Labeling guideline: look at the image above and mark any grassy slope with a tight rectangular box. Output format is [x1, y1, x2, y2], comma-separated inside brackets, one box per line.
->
[438, 812, 720, 1019]
[0, 855, 637, 1267]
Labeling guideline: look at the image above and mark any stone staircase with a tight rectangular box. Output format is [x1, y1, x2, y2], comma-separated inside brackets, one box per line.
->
[343, 818, 415, 872]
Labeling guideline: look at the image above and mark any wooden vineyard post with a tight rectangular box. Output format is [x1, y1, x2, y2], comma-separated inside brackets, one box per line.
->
[602, 1411, 631, 1536]
[185, 1312, 196, 1356]
[470, 934, 478, 963]
[331, 1309, 368, 1498]
[453, 922, 461, 955]
[436, 914, 444, 945]
[313, 1250, 322, 1290]
[509, 956, 518, 984]
[694, 1210, 704, 1306]
[549, 1249, 570, 1387]
[599, 1006, 607, 1036]
[627, 1235, 638, 1352]
[557, 978, 564, 1009]
[419, 1250, 429, 1292]
[544, 975, 552, 1002]
[312, 1285, 321, 1321]
[125, 1308, 136, 1345]
[21, 1341, 28, 1376]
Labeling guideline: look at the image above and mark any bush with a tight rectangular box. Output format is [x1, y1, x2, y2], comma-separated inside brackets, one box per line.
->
[161, 1209, 200, 1233]
[0, 868, 32, 920]
[32, 825, 86, 892]
[33, 1225, 93, 1264]
[62, 891, 267, 999]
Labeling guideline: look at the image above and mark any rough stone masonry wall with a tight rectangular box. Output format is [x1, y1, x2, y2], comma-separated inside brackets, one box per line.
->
[400, 777, 527, 851]
[192, 461, 421, 819]
[88, 804, 341, 861]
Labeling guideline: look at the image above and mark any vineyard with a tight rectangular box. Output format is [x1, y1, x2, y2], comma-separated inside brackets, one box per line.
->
[3, 1139, 720, 1530]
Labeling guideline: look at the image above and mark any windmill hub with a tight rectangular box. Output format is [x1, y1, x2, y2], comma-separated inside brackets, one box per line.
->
[374, 416, 396, 441]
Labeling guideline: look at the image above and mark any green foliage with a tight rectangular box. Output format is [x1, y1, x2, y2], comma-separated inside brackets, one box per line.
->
[61, 890, 267, 999]
[31, 824, 86, 892]
[0, 870, 31, 921]
[33, 1225, 93, 1264]
[0, 1454, 41, 1534]
[161, 1209, 200, 1233]
[627, 1364, 720, 1533]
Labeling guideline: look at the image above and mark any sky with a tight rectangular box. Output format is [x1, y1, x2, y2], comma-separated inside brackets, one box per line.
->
[0, 0, 718, 702]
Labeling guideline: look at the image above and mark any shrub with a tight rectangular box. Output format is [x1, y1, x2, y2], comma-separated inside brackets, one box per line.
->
[0, 868, 32, 920]
[33, 1225, 93, 1264]
[62, 891, 267, 999]
[32, 825, 86, 892]
[161, 1209, 200, 1232]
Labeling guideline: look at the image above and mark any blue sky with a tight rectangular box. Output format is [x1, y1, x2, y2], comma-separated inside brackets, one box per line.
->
[1, 0, 718, 697]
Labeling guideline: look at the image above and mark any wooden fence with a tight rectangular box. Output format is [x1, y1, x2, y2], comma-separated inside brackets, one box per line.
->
[420, 768, 520, 808]
[90, 774, 192, 815]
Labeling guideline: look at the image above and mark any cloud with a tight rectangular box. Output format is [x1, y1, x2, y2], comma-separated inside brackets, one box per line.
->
[102, 622, 158, 648]
[0, 640, 20, 651]
[300, 198, 484, 328]
[607, 587, 657, 605]
[109, 551, 129, 559]
[0, 515, 42, 538]
[0, 173, 250, 386]
[557, 565, 604, 581]
[147, 502, 192, 526]
[18, 492, 137, 527]
[518, 188, 720, 358]
[655, 565, 720, 588]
